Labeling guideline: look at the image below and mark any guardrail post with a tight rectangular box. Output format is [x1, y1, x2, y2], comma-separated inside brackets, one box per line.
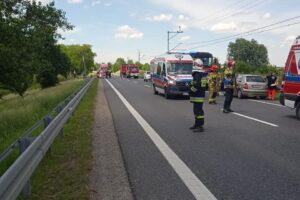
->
[43, 116, 52, 155]
[19, 137, 32, 199]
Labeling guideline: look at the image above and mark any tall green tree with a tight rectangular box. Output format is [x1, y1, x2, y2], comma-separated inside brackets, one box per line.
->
[112, 58, 126, 72]
[60, 44, 96, 75]
[228, 38, 269, 68]
[0, 0, 73, 94]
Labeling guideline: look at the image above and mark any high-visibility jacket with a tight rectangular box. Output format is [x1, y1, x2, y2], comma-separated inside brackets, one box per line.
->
[208, 72, 219, 91]
[223, 68, 235, 89]
[189, 71, 207, 103]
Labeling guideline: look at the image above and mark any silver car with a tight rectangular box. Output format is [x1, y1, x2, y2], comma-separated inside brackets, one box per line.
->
[234, 74, 268, 99]
[143, 71, 151, 82]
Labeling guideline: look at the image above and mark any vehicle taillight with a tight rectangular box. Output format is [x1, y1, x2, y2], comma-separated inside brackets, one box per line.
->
[243, 83, 248, 89]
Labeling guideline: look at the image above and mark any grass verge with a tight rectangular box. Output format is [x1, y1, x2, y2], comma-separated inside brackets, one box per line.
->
[0, 79, 84, 175]
[28, 79, 97, 200]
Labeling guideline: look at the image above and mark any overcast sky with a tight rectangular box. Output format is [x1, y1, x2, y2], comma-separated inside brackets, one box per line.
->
[41, 0, 299, 66]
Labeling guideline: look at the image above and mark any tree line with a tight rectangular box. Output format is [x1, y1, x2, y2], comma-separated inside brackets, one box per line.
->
[0, 1, 96, 97]
[227, 38, 283, 76]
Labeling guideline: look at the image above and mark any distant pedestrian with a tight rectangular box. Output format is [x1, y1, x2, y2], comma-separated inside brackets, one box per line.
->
[266, 72, 278, 100]
[189, 59, 207, 132]
[223, 58, 235, 113]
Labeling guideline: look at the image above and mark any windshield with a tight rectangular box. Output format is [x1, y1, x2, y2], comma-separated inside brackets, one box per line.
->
[166, 63, 193, 75]
[199, 57, 213, 67]
[246, 76, 265, 82]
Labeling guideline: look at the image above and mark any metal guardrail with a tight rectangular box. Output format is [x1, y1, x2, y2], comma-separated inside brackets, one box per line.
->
[0, 78, 94, 200]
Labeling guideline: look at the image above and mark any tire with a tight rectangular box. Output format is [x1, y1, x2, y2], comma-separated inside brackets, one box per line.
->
[260, 96, 266, 100]
[164, 87, 171, 99]
[153, 85, 158, 95]
[237, 90, 244, 99]
[296, 102, 300, 120]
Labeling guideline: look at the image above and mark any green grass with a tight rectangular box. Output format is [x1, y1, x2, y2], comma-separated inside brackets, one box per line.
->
[0, 79, 84, 175]
[28, 79, 97, 200]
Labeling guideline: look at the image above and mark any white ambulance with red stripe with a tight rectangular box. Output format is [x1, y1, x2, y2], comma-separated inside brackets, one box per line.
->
[280, 35, 300, 119]
[150, 53, 194, 99]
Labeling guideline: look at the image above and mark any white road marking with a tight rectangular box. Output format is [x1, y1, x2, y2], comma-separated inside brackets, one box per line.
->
[133, 81, 137, 84]
[144, 85, 151, 88]
[248, 99, 284, 107]
[232, 112, 279, 127]
[106, 79, 217, 200]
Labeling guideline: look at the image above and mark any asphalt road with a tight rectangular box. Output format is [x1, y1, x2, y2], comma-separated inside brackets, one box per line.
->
[102, 77, 300, 200]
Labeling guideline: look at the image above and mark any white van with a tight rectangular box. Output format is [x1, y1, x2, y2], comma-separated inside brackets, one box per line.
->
[150, 53, 193, 99]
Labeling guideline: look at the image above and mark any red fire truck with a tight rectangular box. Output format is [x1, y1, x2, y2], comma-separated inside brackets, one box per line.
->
[96, 63, 108, 78]
[280, 35, 300, 119]
[120, 64, 139, 79]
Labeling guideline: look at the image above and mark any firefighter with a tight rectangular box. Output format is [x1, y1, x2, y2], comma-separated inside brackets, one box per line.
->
[189, 59, 207, 132]
[223, 58, 235, 113]
[266, 72, 278, 100]
[208, 64, 219, 104]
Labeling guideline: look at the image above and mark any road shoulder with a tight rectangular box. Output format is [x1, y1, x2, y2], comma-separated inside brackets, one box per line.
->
[90, 79, 134, 200]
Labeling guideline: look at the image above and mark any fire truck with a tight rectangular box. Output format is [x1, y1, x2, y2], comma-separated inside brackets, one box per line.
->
[280, 35, 300, 119]
[150, 53, 194, 99]
[120, 64, 139, 79]
[96, 63, 108, 78]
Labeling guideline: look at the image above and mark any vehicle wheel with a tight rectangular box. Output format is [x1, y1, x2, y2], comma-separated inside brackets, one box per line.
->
[296, 102, 300, 120]
[260, 96, 266, 100]
[237, 90, 244, 99]
[164, 87, 171, 99]
[153, 85, 158, 95]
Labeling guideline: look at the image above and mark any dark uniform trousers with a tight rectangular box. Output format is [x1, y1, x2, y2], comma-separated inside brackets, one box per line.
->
[193, 102, 204, 127]
[224, 88, 234, 110]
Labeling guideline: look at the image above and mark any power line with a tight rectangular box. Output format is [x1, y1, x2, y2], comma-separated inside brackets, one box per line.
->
[187, 20, 300, 49]
[185, 15, 300, 47]
[204, 0, 266, 24]
[197, 0, 249, 23]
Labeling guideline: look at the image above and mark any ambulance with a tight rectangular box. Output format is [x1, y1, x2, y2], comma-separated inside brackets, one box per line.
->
[280, 35, 300, 119]
[150, 53, 194, 99]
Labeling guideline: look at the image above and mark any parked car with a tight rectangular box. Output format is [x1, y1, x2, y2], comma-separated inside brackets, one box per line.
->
[234, 74, 268, 99]
[144, 71, 151, 81]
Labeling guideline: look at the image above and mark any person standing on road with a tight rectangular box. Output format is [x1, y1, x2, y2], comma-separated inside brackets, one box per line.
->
[266, 72, 278, 100]
[223, 58, 235, 113]
[189, 59, 207, 132]
[208, 64, 219, 104]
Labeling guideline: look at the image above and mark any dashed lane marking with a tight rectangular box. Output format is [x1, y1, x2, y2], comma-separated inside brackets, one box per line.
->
[248, 99, 285, 107]
[106, 79, 217, 200]
[144, 85, 151, 88]
[232, 112, 279, 127]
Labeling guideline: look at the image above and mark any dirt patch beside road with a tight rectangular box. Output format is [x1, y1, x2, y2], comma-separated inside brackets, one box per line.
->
[90, 80, 134, 200]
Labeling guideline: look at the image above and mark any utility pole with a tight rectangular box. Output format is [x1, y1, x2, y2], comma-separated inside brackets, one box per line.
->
[167, 26, 183, 53]
[81, 53, 86, 77]
[138, 50, 140, 62]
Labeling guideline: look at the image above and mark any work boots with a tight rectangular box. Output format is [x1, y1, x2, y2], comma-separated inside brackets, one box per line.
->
[193, 126, 204, 132]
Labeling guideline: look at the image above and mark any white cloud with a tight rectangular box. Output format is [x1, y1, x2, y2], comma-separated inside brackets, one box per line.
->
[92, 0, 102, 6]
[210, 22, 237, 32]
[280, 35, 296, 47]
[178, 14, 189, 21]
[180, 36, 191, 41]
[146, 14, 173, 22]
[262, 12, 271, 19]
[115, 25, 143, 39]
[67, 0, 83, 4]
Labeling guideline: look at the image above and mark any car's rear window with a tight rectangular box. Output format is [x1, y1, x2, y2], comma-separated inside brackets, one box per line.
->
[246, 76, 265, 82]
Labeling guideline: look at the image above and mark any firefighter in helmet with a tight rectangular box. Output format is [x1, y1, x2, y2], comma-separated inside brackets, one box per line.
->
[223, 58, 235, 113]
[189, 59, 207, 132]
[208, 64, 219, 104]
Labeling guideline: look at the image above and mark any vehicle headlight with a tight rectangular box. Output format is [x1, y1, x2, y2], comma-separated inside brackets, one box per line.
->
[168, 80, 175, 85]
